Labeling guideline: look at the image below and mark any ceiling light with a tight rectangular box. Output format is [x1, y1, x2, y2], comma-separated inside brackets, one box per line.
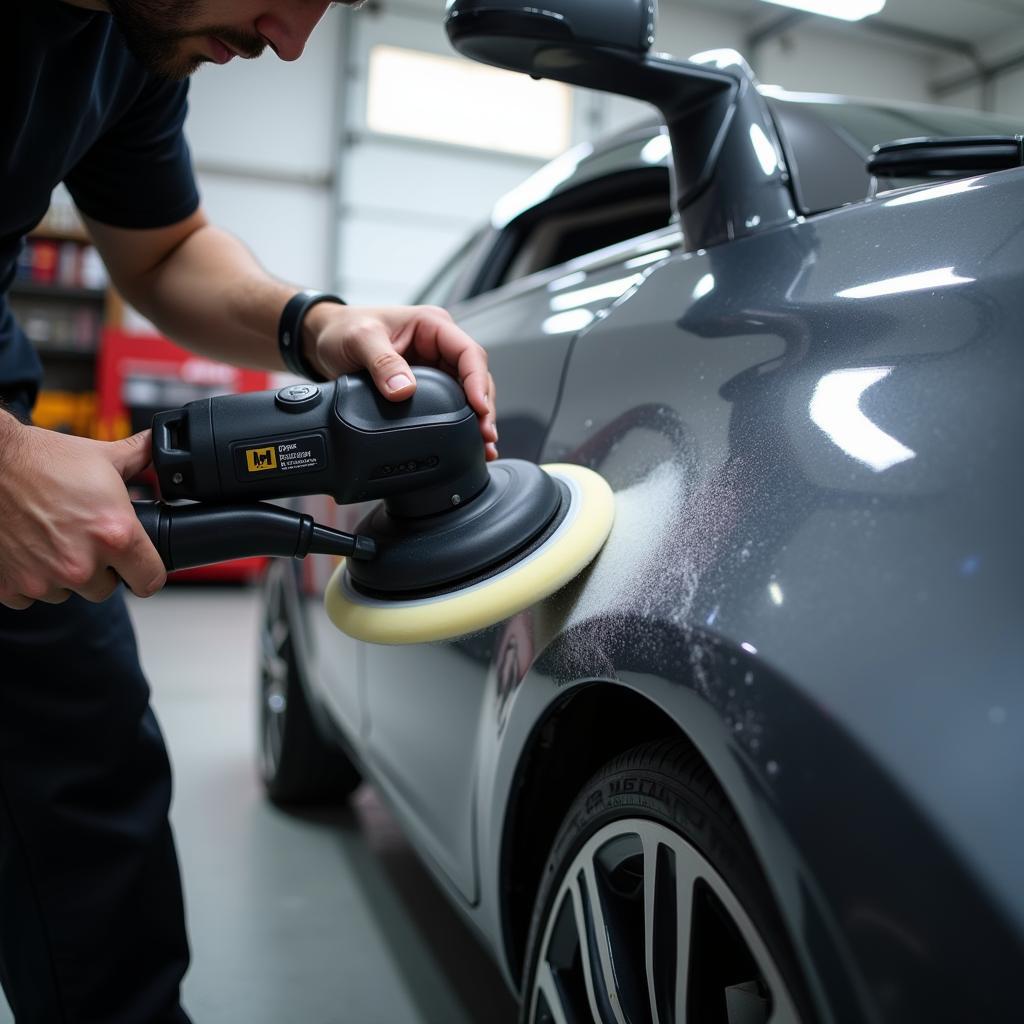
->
[759, 0, 885, 22]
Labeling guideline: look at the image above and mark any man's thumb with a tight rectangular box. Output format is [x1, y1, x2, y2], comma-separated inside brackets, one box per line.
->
[109, 430, 153, 481]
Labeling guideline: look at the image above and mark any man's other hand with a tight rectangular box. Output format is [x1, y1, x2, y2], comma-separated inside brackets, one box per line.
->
[304, 304, 499, 461]
[0, 422, 167, 610]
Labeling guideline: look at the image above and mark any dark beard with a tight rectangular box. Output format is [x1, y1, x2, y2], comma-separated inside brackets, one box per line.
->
[106, 0, 267, 80]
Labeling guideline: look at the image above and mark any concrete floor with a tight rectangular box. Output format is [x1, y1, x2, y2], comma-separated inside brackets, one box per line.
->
[0, 586, 518, 1024]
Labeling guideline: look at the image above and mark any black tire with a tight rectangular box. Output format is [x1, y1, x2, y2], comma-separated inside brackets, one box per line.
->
[258, 561, 361, 805]
[520, 739, 810, 1024]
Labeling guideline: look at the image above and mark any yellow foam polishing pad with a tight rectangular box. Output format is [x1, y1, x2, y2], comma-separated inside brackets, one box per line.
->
[324, 464, 614, 645]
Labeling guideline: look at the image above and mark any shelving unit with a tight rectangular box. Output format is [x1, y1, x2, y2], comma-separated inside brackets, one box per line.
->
[7, 208, 123, 436]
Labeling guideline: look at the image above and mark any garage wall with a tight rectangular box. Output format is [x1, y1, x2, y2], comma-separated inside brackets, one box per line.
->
[332, 0, 553, 308]
[931, 24, 1024, 114]
[184, 9, 343, 290]
[180, 1, 1006, 308]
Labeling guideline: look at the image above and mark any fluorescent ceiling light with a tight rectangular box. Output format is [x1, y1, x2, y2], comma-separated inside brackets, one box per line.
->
[759, 0, 885, 21]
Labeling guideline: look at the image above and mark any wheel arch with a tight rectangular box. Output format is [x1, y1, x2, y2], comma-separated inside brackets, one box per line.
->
[497, 681, 701, 987]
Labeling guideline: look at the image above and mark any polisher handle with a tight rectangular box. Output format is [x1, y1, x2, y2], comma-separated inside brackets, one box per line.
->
[132, 500, 375, 572]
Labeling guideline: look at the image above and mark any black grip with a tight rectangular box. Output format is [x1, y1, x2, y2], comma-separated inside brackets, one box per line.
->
[133, 501, 373, 571]
[150, 367, 489, 518]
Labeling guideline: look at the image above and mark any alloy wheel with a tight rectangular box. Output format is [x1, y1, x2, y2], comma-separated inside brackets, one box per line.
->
[258, 565, 291, 781]
[529, 818, 801, 1024]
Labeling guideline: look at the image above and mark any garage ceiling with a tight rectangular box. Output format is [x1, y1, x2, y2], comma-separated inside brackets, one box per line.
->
[679, 0, 1024, 49]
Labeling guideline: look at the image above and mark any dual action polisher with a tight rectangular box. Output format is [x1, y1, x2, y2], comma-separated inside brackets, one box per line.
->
[132, 368, 614, 644]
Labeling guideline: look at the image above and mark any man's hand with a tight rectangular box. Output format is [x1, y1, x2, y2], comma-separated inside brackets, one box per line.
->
[304, 303, 500, 461]
[0, 419, 167, 610]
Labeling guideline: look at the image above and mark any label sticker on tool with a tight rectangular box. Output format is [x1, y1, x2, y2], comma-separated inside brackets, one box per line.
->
[234, 434, 327, 481]
[246, 446, 278, 472]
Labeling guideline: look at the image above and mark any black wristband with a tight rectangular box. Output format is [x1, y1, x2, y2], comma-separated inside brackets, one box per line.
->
[278, 290, 346, 382]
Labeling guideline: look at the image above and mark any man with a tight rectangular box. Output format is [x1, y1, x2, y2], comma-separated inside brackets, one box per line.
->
[0, 1, 498, 1020]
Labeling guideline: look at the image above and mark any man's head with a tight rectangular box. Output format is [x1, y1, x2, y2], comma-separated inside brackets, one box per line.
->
[103, 0, 360, 80]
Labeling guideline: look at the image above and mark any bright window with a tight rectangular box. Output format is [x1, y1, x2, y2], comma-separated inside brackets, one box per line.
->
[366, 45, 573, 159]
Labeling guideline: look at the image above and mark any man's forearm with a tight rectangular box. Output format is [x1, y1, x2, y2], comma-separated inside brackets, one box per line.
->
[124, 223, 300, 371]
[86, 215, 497, 453]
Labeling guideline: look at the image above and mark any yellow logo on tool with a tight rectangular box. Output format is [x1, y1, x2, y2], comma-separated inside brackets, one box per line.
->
[246, 446, 278, 472]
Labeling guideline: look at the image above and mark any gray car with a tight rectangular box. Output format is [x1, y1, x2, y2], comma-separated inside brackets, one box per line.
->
[257, 4, 1024, 1021]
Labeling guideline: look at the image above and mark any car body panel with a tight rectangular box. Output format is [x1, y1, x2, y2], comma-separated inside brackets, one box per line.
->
[291, 90, 1024, 1022]
[526, 166, 1024, 1018]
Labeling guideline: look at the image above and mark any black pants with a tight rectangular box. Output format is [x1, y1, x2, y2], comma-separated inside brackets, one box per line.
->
[0, 590, 192, 1023]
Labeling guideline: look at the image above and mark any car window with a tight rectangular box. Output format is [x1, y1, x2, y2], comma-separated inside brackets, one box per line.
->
[768, 95, 1024, 214]
[415, 230, 485, 307]
[500, 190, 672, 285]
[474, 131, 674, 295]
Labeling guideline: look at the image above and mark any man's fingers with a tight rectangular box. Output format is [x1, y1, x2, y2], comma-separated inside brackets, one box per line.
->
[403, 314, 495, 436]
[108, 521, 167, 599]
[0, 594, 34, 611]
[76, 568, 122, 605]
[108, 429, 154, 481]
[341, 319, 417, 401]
[35, 587, 74, 605]
[487, 372, 498, 441]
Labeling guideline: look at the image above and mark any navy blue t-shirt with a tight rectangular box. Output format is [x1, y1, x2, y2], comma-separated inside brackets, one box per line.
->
[1, 0, 200, 403]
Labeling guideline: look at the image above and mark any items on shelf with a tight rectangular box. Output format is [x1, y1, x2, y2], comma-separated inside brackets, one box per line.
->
[16, 303, 102, 354]
[15, 236, 108, 291]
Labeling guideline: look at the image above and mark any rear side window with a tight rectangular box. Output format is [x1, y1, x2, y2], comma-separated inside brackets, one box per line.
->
[472, 132, 674, 295]
[501, 184, 671, 285]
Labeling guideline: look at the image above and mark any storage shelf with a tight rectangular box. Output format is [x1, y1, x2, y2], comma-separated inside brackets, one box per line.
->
[34, 346, 97, 360]
[10, 281, 107, 302]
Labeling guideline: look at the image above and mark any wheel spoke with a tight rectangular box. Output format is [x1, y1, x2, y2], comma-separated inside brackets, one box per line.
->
[270, 617, 289, 653]
[643, 836, 668, 1024]
[262, 705, 284, 776]
[672, 851, 697, 1024]
[579, 862, 629, 1024]
[570, 875, 611, 1024]
[536, 961, 572, 1024]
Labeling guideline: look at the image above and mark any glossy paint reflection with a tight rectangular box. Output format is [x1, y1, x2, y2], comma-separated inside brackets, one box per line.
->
[836, 266, 974, 299]
[809, 366, 915, 472]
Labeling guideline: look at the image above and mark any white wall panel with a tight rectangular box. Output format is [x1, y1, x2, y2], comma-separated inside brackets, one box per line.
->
[337, 215, 470, 305]
[993, 65, 1024, 115]
[754, 27, 931, 103]
[928, 24, 1024, 116]
[342, 137, 536, 223]
[185, 9, 341, 176]
[197, 173, 332, 289]
[183, 10, 343, 291]
[336, 6, 555, 305]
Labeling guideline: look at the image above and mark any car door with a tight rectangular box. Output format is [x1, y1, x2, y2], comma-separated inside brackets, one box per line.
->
[356, 130, 681, 902]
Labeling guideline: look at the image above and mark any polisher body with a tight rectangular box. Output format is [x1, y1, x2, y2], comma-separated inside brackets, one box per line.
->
[141, 367, 614, 643]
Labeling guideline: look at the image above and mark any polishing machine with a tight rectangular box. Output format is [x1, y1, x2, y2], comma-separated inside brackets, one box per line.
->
[132, 368, 613, 644]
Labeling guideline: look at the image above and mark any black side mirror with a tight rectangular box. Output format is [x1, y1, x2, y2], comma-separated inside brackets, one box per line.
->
[445, 0, 657, 71]
[445, 0, 796, 251]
